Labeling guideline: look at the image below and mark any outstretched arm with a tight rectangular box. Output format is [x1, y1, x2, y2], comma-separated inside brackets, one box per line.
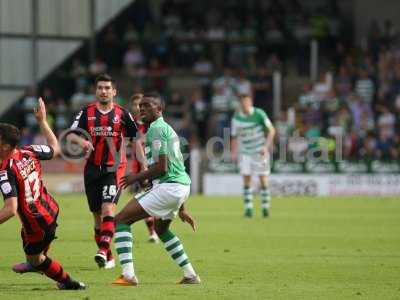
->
[121, 154, 167, 188]
[66, 133, 94, 153]
[67, 108, 94, 153]
[34, 98, 61, 157]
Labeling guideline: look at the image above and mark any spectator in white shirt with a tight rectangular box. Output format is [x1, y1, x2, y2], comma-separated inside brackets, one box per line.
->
[377, 106, 396, 138]
[355, 68, 375, 103]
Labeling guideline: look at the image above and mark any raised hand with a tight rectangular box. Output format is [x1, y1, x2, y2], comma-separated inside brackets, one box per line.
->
[81, 140, 94, 153]
[34, 97, 46, 123]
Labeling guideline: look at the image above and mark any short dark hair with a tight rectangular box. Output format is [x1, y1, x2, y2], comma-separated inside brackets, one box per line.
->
[95, 74, 116, 87]
[239, 94, 252, 100]
[143, 91, 161, 99]
[0, 123, 20, 148]
[130, 93, 143, 103]
[143, 92, 164, 110]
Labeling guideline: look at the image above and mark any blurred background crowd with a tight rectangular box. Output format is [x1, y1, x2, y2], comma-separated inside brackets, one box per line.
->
[12, 0, 400, 162]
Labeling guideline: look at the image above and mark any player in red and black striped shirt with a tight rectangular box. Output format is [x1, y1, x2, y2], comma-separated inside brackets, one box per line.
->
[129, 93, 158, 243]
[68, 74, 138, 268]
[0, 99, 85, 290]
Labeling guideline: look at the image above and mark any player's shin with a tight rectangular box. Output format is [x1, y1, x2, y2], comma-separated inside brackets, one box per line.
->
[114, 223, 135, 279]
[145, 217, 159, 242]
[159, 230, 196, 278]
[95, 228, 113, 261]
[99, 216, 115, 253]
[145, 217, 155, 235]
[243, 186, 253, 217]
[34, 256, 70, 283]
[260, 186, 271, 217]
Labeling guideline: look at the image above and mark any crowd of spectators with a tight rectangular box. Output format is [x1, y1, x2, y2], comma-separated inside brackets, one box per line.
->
[289, 19, 400, 161]
[13, 0, 400, 163]
[101, 0, 344, 74]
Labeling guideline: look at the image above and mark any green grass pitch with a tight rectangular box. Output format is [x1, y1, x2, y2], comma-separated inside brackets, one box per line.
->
[0, 194, 399, 300]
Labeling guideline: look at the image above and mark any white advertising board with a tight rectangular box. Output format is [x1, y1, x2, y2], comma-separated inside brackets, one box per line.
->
[203, 173, 400, 196]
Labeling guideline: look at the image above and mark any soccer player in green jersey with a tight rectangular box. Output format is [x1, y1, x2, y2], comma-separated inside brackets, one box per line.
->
[106, 92, 200, 286]
[231, 94, 276, 218]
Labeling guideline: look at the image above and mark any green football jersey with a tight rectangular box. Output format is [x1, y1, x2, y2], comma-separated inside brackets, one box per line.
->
[231, 107, 274, 155]
[145, 117, 191, 185]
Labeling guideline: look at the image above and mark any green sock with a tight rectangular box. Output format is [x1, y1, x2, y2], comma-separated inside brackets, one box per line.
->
[114, 223, 135, 278]
[159, 230, 196, 278]
[243, 186, 253, 210]
[260, 187, 271, 210]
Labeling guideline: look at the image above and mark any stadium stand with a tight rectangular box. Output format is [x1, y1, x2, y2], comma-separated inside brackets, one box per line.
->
[2, 0, 400, 165]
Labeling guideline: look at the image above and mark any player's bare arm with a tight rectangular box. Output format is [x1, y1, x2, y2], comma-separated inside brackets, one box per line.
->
[121, 154, 167, 189]
[262, 126, 276, 156]
[66, 132, 94, 153]
[34, 97, 61, 157]
[0, 197, 17, 224]
[135, 138, 148, 171]
[178, 203, 197, 232]
[134, 138, 149, 188]
[231, 136, 238, 162]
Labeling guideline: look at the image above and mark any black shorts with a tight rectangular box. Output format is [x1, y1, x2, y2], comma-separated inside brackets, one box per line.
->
[22, 224, 57, 255]
[84, 163, 125, 212]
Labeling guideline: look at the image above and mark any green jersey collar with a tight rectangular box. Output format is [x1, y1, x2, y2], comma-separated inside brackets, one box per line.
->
[239, 107, 254, 117]
[149, 116, 164, 128]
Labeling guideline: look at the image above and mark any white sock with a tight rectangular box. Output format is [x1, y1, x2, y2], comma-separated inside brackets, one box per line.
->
[182, 263, 196, 278]
[115, 224, 135, 279]
[122, 262, 135, 279]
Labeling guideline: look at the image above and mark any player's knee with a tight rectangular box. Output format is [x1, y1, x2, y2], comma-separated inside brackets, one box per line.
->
[114, 212, 122, 224]
[154, 224, 167, 236]
[115, 212, 130, 225]
[27, 253, 46, 267]
[101, 203, 115, 217]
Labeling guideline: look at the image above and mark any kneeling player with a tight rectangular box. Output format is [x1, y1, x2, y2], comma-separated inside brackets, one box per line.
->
[0, 99, 85, 290]
[98, 93, 200, 285]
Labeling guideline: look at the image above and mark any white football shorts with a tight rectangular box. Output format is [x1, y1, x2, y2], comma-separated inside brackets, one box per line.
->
[238, 153, 271, 176]
[136, 182, 190, 220]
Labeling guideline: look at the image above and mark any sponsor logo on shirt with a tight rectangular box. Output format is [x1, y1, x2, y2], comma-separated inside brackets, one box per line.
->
[113, 115, 120, 124]
[90, 126, 119, 137]
[32, 145, 51, 153]
[152, 140, 162, 151]
[16, 158, 36, 179]
[1, 182, 11, 194]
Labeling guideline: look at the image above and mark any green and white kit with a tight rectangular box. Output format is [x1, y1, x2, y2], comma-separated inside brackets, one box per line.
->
[231, 107, 274, 176]
[136, 117, 191, 219]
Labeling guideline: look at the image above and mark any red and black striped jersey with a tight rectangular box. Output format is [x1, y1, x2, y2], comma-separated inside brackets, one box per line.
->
[71, 102, 138, 166]
[136, 120, 147, 136]
[0, 145, 59, 235]
[131, 118, 147, 174]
